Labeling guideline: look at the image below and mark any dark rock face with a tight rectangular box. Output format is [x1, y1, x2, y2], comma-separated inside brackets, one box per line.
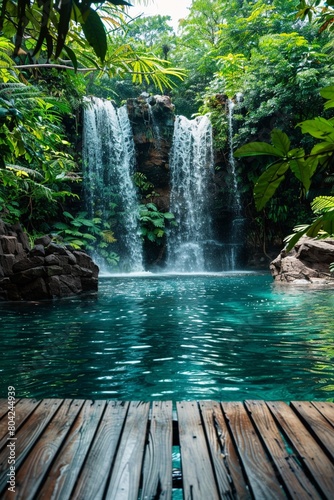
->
[270, 237, 334, 284]
[127, 94, 175, 212]
[0, 220, 99, 301]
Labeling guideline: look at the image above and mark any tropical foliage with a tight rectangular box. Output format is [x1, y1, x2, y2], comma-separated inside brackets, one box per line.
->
[139, 203, 175, 243]
[1, 0, 334, 262]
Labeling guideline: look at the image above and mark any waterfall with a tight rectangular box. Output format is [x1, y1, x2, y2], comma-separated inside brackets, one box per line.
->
[147, 102, 162, 150]
[227, 97, 244, 269]
[82, 97, 144, 272]
[167, 115, 214, 272]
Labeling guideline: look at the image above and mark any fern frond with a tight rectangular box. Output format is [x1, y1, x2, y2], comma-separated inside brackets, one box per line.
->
[311, 196, 334, 214]
[6, 164, 44, 180]
[101, 230, 117, 243]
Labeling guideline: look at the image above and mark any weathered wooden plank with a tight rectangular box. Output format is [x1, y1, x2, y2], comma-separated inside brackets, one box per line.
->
[2, 399, 84, 500]
[36, 399, 106, 500]
[245, 400, 321, 499]
[291, 401, 334, 461]
[222, 401, 285, 499]
[267, 401, 334, 499]
[0, 399, 62, 495]
[71, 400, 130, 500]
[0, 398, 41, 451]
[141, 401, 173, 500]
[177, 401, 220, 500]
[105, 401, 150, 500]
[0, 399, 13, 420]
[199, 400, 250, 499]
[311, 401, 334, 428]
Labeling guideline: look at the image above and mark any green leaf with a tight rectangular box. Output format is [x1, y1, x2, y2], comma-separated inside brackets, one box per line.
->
[288, 149, 317, 192]
[270, 129, 290, 155]
[146, 203, 158, 211]
[284, 226, 309, 252]
[63, 211, 74, 219]
[311, 142, 334, 155]
[299, 117, 334, 141]
[53, 222, 69, 230]
[254, 161, 290, 211]
[234, 142, 284, 158]
[147, 232, 156, 242]
[320, 86, 334, 101]
[55, 0, 73, 59]
[83, 233, 96, 240]
[64, 229, 82, 236]
[163, 212, 175, 220]
[151, 218, 164, 228]
[81, 8, 107, 62]
[311, 196, 334, 214]
[65, 239, 84, 247]
[64, 45, 78, 72]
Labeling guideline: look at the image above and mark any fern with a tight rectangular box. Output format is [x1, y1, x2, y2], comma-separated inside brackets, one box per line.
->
[311, 196, 334, 214]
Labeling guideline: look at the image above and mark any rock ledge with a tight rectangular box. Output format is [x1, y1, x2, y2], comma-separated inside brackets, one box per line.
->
[0, 220, 99, 301]
[270, 237, 334, 284]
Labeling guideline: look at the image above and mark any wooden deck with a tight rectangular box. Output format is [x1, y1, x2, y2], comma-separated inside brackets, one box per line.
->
[0, 399, 334, 499]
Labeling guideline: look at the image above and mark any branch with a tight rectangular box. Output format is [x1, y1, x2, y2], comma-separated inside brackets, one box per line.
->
[13, 64, 99, 72]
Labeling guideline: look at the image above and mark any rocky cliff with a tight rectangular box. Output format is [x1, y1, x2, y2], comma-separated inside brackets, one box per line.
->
[127, 94, 175, 211]
[0, 220, 99, 301]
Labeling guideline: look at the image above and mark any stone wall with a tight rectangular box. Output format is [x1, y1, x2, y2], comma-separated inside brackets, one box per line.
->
[0, 220, 99, 301]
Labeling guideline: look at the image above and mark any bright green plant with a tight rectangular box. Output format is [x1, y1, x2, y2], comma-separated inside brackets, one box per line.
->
[234, 128, 318, 210]
[52, 210, 120, 266]
[215, 53, 247, 98]
[235, 86, 334, 251]
[52, 211, 100, 248]
[0, 0, 131, 62]
[0, 74, 80, 230]
[235, 86, 334, 211]
[285, 196, 334, 251]
[139, 203, 175, 243]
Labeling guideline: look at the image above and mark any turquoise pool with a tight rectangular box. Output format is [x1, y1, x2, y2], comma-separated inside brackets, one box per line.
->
[1, 272, 334, 401]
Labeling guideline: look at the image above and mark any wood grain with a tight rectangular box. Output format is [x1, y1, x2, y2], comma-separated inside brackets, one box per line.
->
[177, 400, 220, 500]
[291, 401, 334, 460]
[200, 400, 250, 499]
[267, 400, 334, 498]
[72, 400, 130, 500]
[0, 399, 62, 495]
[36, 399, 106, 500]
[141, 401, 173, 500]
[105, 401, 150, 500]
[3, 399, 84, 500]
[0, 398, 332, 500]
[222, 401, 285, 499]
[245, 400, 320, 499]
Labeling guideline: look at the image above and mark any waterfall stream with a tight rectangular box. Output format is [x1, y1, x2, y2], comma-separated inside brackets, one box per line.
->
[227, 98, 244, 269]
[82, 97, 144, 272]
[167, 115, 214, 272]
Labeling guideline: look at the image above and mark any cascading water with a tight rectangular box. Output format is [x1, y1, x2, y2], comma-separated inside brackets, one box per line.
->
[227, 97, 244, 269]
[147, 102, 162, 150]
[167, 115, 214, 272]
[82, 97, 144, 272]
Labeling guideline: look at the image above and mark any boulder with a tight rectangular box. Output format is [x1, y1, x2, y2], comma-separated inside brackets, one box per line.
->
[270, 237, 334, 284]
[0, 219, 99, 301]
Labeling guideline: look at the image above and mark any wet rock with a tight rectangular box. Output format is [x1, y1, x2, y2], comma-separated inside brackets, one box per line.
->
[34, 235, 52, 247]
[0, 218, 99, 300]
[30, 244, 46, 257]
[270, 237, 334, 284]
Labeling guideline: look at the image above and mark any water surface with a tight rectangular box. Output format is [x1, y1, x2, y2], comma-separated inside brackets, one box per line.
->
[1, 272, 334, 401]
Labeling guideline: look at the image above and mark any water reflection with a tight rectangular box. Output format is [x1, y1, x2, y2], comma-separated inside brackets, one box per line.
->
[1, 273, 334, 401]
